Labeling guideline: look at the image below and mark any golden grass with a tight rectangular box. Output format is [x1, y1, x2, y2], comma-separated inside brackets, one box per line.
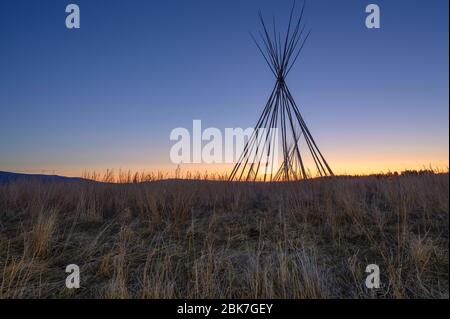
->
[0, 172, 448, 298]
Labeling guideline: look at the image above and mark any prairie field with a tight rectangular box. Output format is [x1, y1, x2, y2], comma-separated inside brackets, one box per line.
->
[0, 172, 448, 298]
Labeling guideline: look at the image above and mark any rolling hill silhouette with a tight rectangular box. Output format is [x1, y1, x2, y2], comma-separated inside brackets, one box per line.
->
[0, 171, 86, 184]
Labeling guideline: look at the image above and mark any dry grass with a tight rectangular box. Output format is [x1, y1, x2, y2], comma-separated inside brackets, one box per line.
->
[0, 173, 448, 298]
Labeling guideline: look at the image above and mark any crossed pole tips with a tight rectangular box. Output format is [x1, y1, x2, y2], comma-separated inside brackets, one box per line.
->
[229, 1, 334, 182]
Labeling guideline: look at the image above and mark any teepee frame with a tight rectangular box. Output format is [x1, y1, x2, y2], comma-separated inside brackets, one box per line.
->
[229, 2, 333, 182]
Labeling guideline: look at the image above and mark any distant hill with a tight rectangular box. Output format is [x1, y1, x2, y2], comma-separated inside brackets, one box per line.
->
[0, 171, 87, 184]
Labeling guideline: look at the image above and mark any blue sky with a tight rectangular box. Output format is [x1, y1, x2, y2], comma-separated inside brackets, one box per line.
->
[0, 0, 448, 176]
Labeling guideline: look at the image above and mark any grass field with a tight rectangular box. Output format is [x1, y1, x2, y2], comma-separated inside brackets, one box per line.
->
[0, 172, 448, 298]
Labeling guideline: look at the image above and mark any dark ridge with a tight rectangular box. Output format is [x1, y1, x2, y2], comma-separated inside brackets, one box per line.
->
[0, 171, 88, 184]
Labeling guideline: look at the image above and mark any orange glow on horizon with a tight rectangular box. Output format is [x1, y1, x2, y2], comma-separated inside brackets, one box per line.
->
[8, 160, 448, 180]
[4, 148, 448, 180]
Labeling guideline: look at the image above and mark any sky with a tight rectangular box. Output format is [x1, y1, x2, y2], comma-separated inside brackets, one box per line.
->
[0, 0, 448, 177]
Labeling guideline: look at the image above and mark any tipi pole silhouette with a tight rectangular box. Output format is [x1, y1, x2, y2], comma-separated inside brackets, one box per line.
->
[229, 1, 333, 182]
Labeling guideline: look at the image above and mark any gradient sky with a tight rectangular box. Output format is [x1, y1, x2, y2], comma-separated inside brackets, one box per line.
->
[0, 0, 448, 176]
